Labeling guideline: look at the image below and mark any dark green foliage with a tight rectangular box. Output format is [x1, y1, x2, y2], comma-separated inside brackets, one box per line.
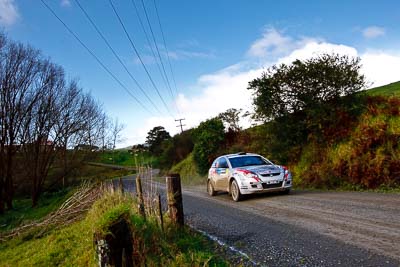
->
[159, 129, 194, 169]
[192, 118, 225, 174]
[247, 54, 367, 164]
[145, 126, 171, 156]
[218, 108, 242, 132]
[248, 54, 366, 121]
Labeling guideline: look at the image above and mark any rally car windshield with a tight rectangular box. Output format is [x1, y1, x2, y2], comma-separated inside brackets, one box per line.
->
[228, 156, 271, 168]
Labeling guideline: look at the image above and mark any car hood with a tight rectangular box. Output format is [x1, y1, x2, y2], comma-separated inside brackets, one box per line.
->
[234, 165, 282, 175]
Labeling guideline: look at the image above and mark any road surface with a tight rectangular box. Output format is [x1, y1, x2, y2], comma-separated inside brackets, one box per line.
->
[122, 176, 400, 266]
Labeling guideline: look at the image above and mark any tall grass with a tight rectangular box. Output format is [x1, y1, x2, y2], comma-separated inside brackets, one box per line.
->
[170, 153, 205, 185]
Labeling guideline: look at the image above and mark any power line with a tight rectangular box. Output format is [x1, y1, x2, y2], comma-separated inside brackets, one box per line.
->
[39, 0, 153, 115]
[130, 0, 170, 105]
[74, 0, 162, 115]
[139, 0, 175, 105]
[140, 0, 181, 116]
[108, 0, 173, 117]
[153, 0, 180, 103]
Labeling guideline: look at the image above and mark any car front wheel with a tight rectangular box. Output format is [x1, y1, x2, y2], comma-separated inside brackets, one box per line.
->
[230, 180, 242, 202]
[207, 180, 216, 196]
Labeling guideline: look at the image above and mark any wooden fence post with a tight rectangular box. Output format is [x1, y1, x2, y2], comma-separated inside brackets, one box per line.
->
[166, 173, 184, 226]
[156, 194, 164, 232]
[135, 175, 146, 219]
[119, 177, 124, 194]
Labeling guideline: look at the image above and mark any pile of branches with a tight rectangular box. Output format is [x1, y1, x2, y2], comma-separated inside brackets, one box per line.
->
[0, 181, 102, 241]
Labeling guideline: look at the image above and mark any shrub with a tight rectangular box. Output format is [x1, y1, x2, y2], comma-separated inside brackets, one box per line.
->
[192, 118, 225, 174]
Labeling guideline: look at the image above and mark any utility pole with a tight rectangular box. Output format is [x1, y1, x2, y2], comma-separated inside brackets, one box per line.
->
[175, 118, 186, 133]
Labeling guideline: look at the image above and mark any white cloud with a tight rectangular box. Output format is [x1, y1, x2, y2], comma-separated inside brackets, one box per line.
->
[362, 26, 385, 39]
[277, 42, 358, 65]
[61, 0, 71, 7]
[125, 64, 262, 145]
[247, 27, 292, 58]
[361, 51, 400, 87]
[0, 0, 19, 27]
[125, 28, 400, 146]
[167, 49, 215, 60]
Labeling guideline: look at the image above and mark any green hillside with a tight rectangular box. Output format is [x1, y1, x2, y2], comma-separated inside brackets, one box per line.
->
[366, 81, 400, 96]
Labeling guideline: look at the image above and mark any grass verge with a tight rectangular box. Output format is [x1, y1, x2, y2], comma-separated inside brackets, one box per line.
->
[0, 190, 229, 266]
[170, 153, 206, 185]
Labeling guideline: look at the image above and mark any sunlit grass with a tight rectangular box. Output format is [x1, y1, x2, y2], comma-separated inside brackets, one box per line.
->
[170, 153, 206, 185]
[366, 81, 400, 97]
[0, 219, 94, 266]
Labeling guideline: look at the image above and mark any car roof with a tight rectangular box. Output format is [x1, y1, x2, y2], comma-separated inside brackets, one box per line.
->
[224, 152, 261, 159]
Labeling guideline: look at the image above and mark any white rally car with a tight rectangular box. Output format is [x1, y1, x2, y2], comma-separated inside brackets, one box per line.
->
[207, 152, 292, 201]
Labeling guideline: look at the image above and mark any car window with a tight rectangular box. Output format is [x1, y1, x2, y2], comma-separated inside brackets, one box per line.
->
[211, 159, 218, 168]
[228, 156, 270, 168]
[217, 157, 229, 169]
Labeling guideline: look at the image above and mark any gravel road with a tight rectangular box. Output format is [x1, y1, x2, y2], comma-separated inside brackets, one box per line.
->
[184, 187, 400, 266]
[123, 176, 400, 266]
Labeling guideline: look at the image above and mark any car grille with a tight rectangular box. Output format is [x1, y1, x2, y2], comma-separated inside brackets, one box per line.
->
[262, 182, 283, 189]
[260, 172, 281, 177]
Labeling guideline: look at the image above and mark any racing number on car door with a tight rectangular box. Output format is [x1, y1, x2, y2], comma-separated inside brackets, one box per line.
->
[215, 157, 230, 190]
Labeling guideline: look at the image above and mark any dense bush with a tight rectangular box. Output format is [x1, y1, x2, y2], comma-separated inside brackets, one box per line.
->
[293, 96, 400, 189]
[192, 118, 225, 174]
[159, 129, 194, 169]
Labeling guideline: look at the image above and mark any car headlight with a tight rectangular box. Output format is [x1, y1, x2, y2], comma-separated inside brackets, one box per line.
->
[281, 166, 291, 180]
[236, 169, 261, 182]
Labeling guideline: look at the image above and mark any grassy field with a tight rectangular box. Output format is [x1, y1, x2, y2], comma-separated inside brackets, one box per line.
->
[365, 81, 400, 96]
[95, 149, 156, 167]
[0, 190, 72, 233]
[170, 153, 206, 185]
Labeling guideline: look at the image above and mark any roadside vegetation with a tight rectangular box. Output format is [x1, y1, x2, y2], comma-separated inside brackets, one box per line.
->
[0, 188, 228, 266]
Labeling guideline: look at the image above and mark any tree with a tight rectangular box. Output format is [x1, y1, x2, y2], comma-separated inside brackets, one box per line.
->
[0, 34, 43, 211]
[145, 126, 171, 156]
[159, 129, 194, 168]
[218, 108, 242, 132]
[192, 118, 225, 174]
[248, 54, 366, 121]
[110, 118, 125, 150]
[247, 54, 367, 163]
[0, 33, 110, 210]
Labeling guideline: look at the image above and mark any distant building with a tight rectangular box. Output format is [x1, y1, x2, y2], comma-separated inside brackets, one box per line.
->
[74, 144, 99, 152]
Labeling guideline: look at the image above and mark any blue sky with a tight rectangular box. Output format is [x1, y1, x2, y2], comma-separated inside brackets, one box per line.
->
[1, 0, 400, 146]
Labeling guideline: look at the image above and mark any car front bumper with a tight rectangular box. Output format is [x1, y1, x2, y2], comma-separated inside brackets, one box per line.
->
[238, 179, 292, 195]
